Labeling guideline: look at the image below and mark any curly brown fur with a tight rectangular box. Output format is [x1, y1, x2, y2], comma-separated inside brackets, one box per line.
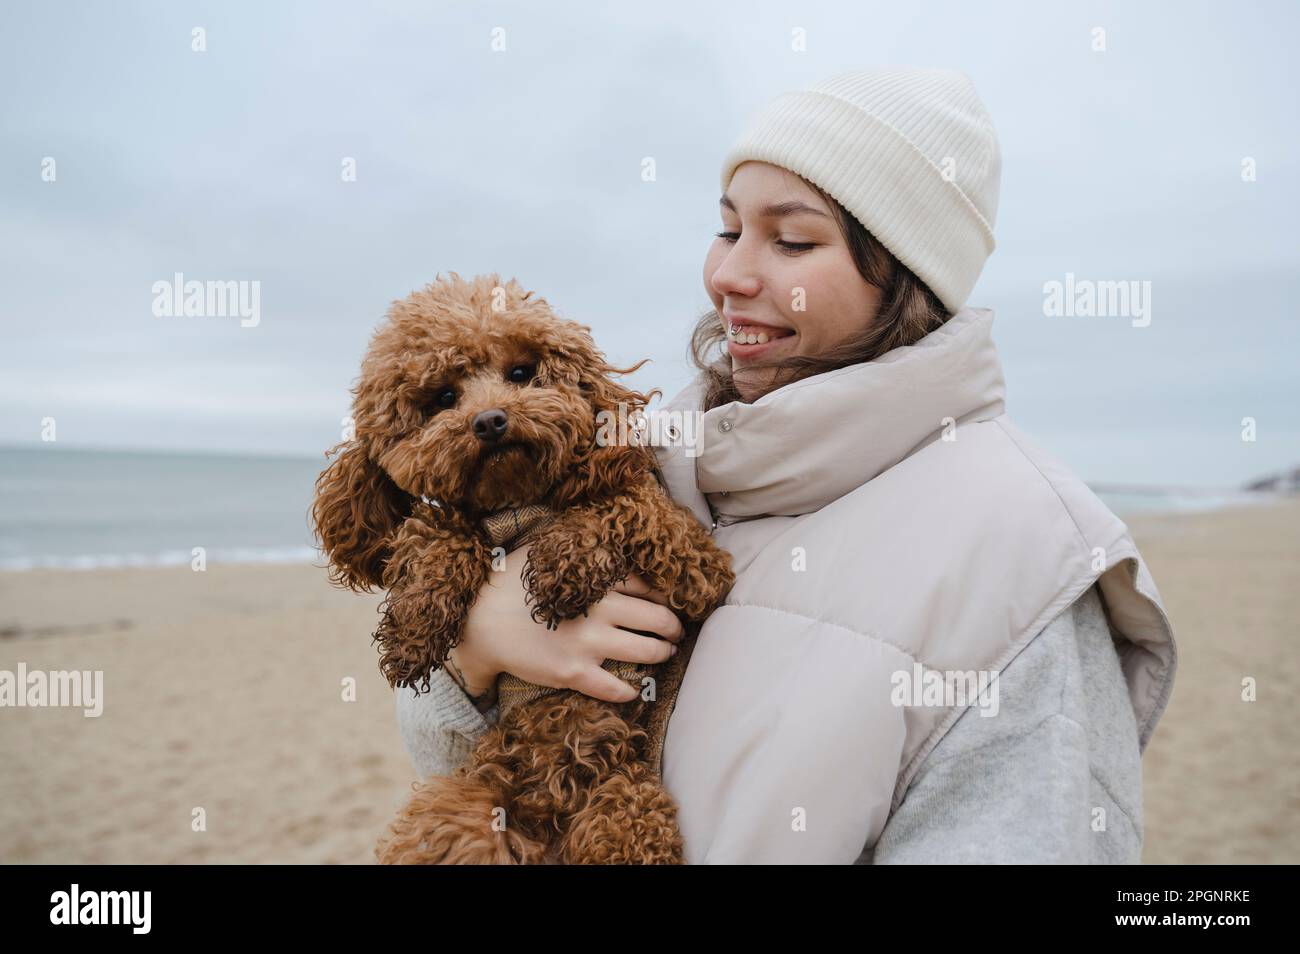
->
[373, 502, 497, 689]
[376, 695, 685, 864]
[311, 441, 412, 590]
[522, 473, 735, 630]
[313, 272, 734, 864]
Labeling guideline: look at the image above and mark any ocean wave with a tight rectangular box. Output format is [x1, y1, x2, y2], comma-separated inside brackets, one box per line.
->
[1094, 489, 1290, 517]
[0, 546, 321, 572]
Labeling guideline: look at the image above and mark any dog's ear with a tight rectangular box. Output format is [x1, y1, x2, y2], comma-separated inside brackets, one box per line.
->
[312, 441, 413, 591]
[539, 323, 663, 507]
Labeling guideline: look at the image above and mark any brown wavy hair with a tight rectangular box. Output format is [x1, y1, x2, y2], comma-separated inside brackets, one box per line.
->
[690, 174, 953, 411]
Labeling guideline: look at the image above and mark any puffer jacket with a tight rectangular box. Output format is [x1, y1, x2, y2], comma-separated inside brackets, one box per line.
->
[645, 303, 1176, 863]
[395, 304, 1178, 863]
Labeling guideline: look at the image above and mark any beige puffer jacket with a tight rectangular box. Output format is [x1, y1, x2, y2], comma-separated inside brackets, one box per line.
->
[646, 304, 1178, 864]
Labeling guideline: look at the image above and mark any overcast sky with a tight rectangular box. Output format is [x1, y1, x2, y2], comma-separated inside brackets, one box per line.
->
[2, 0, 1296, 486]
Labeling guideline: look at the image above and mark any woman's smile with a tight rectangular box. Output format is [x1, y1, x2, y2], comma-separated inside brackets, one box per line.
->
[725, 315, 797, 360]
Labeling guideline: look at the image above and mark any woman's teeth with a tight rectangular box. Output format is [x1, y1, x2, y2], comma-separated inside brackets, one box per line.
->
[728, 322, 787, 345]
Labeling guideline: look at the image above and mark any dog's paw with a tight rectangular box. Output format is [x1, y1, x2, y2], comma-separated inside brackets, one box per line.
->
[375, 585, 472, 688]
[643, 540, 735, 622]
[687, 544, 737, 614]
[521, 527, 630, 630]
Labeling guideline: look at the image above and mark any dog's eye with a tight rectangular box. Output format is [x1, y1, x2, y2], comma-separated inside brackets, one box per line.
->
[507, 364, 535, 385]
[430, 387, 457, 410]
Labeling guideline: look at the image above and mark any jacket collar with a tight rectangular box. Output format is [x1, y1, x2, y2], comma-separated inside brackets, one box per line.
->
[679, 305, 1006, 521]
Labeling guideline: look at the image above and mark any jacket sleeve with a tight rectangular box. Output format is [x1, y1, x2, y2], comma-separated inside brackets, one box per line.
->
[864, 585, 1144, 864]
[394, 666, 500, 779]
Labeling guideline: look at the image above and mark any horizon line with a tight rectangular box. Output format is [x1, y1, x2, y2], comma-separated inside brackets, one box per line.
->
[0, 441, 326, 463]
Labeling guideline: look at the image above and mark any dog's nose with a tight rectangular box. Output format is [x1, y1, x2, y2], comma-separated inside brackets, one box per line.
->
[472, 408, 509, 442]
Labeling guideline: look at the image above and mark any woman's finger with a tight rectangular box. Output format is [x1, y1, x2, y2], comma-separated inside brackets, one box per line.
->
[567, 666, 642, 703]
[610, 571, 672, 607]
[594, 627, 679, 665]
[592, 590, 685, 641]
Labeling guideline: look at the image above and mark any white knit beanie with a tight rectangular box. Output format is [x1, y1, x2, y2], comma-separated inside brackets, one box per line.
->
[719, 68, 1001, 314]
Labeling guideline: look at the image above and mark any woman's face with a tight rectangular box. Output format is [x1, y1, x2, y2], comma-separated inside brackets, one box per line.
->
[703, 161, 882, 401]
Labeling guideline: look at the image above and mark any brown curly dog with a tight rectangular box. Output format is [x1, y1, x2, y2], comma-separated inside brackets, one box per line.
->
[312, 272, 734, 864]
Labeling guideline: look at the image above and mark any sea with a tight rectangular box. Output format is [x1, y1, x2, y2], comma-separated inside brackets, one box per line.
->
[0, 445, 1282, 571]
[0, 446, 325, 571]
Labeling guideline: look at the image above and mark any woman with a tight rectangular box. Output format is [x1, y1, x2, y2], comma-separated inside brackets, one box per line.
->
[396, 68, 1178, 863]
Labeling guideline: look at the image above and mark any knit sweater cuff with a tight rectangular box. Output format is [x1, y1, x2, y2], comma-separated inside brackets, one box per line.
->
[426, 665, 499, 736]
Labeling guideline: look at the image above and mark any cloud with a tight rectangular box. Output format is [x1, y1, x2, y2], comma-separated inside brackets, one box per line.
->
[1, 0, 1296, 484]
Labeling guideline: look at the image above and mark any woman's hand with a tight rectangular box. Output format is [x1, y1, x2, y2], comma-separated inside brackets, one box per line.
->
[448, 542, 684, 703]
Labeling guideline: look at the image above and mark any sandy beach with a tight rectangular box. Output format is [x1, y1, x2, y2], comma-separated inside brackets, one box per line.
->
[1127, 500, 1299, 864]
[1, 500, 1296, 864]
